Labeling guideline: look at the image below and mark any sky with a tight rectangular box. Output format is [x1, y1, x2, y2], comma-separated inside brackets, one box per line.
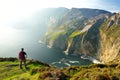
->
[0, 0, 120, 42]
[0, 0, 120, 56]
[0, 0, 120, 25]
[0, 0, 120, 39]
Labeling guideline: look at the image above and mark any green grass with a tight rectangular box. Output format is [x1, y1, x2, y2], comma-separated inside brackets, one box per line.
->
[0, 61, 26, 80]
[50, 31, 67, 41]
[69, 30, 83, 38]
[66, 30, 83, 47]
[100, 19, 120, 41]
[69, 64, 120, 80]
[0, 58, 49, 80]
[1, 58, 120, 80]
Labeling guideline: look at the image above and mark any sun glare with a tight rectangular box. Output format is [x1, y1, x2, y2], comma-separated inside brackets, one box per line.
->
[0, 26, 16, 43]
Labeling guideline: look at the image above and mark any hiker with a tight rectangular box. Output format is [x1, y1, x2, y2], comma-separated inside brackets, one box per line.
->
[18, 48, 27, 69]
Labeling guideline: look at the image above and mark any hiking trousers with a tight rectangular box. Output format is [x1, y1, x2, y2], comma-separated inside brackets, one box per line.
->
[19, 59, 27, 69]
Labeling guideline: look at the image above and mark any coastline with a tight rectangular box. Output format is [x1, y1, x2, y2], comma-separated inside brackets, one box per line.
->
[81, 55, 103, 64]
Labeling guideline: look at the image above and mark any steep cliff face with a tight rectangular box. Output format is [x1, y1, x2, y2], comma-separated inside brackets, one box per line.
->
[42, 8, 120, 63]
[43, 8, 111, 56]
[99, 13, 120, 63]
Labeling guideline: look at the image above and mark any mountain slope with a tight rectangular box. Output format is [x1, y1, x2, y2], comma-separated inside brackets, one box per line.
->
[42, 8, 120, 63]
[42, 8, 111, 55]
[99, 13, 120, 63]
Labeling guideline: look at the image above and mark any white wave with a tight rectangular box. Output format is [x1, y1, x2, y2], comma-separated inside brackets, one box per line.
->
[51, 61, 62, 65]
[87, 56, 101, 64]
[81, 56, 102, 64]
[81, 56, 89, 59]
[64, 51, 69, 55]
[69, 61, 79, 63]
[64, 63, 71, 66]
[51, 62, 57, 65]
[47, 45, 52, 48]
[38, 40, 43, 44]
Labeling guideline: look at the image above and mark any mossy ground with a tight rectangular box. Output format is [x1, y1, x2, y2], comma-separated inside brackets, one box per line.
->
[0, 58, 120, 80]
[0, 58, 49, 80]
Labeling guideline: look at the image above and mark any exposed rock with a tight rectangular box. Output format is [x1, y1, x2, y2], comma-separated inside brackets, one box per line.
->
[42, 8, 120, 63]
[99, 13, 120, 63]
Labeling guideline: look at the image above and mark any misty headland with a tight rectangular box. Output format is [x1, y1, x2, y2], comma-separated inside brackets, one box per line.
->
[0, 0, 120, 79]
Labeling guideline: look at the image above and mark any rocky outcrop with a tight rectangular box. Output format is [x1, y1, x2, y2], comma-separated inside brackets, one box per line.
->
[42, 8, 120, 63]
[99, 13, 120, 63]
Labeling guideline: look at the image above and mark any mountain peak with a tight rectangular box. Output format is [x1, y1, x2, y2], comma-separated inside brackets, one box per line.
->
[64, 8, 111, 19]
[42, 8, 120, 63]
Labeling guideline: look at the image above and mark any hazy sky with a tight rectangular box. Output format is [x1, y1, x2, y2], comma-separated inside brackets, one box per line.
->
[0, 0, 120, 24]
[0, 0, 120, 41]
[0, 0, 120, 56]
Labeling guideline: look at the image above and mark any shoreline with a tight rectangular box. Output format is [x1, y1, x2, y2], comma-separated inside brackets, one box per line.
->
[81, 56, 103, 64]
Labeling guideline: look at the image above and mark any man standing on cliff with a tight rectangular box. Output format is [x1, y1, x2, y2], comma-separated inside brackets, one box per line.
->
[19, 48, 27, 69]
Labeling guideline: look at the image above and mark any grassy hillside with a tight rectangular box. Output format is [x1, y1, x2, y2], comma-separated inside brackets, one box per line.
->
[0, 58, 120, 80]
[0, 58, 49, 80]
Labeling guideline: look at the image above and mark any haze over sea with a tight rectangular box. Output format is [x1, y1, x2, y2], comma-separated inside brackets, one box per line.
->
[1, 0, 119, 67]
[0, 28, 92, 68]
